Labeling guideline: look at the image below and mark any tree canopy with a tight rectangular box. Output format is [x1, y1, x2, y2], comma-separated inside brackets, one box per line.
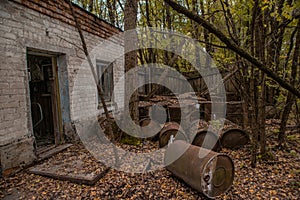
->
[72, 0, 300, 164]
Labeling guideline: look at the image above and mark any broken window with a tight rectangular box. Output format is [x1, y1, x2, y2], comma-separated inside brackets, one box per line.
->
[96, 60, 114, 102]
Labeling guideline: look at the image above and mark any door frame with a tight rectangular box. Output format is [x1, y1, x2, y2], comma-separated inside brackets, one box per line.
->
[27, 49, 63, 146]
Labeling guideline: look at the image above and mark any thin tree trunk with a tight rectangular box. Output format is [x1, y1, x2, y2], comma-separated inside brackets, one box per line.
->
[80, 0, 86, 9]
[259, 73, 266, 154]
[164, 0, 300, 98]
[88, 0, 94, 12]
[107, 0, 116, 25]
[249, 0, 259, 168]
[250, 68, 259, 168]
[266, 0, 285, 105]
[278, 19, 300, 146]
[124, 0, 139, 122]
[145, 0, 152, 27]
[257, 5, 267, 155]
[199, 0, 212, 54]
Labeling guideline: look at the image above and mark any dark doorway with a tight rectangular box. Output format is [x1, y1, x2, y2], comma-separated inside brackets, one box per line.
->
[27, 53, 62, 147]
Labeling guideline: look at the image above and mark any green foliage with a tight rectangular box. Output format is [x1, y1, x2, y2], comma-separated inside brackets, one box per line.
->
[72, 0, 299, 76]
[289, 150, 297, 157]
[276, 92, 287, 111]
[72, 0, 124, 28]
[287, 134, 300, 142]
[120, 134, 141, 146]
[257, 151, 275, 162]
[72, 0, 299, 111]
[211, 119, 221, 130]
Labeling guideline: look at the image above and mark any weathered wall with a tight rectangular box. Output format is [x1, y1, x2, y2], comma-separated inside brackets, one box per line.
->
[0, 0, 123, 171]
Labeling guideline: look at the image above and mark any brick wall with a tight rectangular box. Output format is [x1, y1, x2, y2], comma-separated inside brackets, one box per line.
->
[12, 0, 121, 39]
[0, 0, 124, 171]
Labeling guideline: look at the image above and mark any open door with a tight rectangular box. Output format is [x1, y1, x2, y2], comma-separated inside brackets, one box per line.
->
[27, 52, 63, 148]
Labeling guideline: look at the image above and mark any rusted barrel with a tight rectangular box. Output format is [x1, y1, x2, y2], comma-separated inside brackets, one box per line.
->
[159, 122, 187, 148]
[219, 120, 249, 149]
[189, 120, 221, 152]
[165, 140, 234, 198]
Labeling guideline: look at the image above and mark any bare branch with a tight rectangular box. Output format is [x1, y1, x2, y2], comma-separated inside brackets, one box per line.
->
[68, 0, 120, 166]
[164, 0, 300, 98]
[55, 34, 84, 51]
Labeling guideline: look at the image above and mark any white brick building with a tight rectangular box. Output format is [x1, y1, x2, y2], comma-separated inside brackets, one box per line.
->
[0, 0, 124, 173]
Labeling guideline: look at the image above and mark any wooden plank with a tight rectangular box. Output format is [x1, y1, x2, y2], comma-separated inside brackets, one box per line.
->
[28, 144, 110, 185]
[37, 144, 73, 161]
[28, 167, 110, 185]
[27, 145, 109, 185]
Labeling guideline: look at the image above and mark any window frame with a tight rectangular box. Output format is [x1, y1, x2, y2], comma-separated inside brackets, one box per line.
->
[96, 60, 114, 104]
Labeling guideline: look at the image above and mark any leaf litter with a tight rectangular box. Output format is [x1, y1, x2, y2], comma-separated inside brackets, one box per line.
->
[0, 120, 299, 199]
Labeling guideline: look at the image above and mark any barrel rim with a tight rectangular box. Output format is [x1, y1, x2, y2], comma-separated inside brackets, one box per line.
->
[201, 153, 235, 198]
[220, 128, 249, 137]
[220, 128, 250, 146]
[159, 127, 189, 148]
[191, 130, 221, 151]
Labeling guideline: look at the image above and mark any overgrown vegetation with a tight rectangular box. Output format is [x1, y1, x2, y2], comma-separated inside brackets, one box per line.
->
[73, 0, 300, 167]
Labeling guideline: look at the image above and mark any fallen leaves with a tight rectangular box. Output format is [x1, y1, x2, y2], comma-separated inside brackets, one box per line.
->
[1, 120, 299, 199]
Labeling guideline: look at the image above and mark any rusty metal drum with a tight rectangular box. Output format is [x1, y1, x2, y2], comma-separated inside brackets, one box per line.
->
[158, 122, 187, 148]
[218, 119, 250, 149]
[165, 140, 234, 198]
[189, 120, 221, 152]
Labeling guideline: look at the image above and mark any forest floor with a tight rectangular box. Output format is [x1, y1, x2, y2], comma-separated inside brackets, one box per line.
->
[1, 119, 299, 200]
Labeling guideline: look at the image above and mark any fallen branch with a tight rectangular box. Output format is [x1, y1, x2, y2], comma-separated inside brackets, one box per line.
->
[55, 34, 84, 51]
[68, 1, 119, 167]
[164, 0, 300, 98]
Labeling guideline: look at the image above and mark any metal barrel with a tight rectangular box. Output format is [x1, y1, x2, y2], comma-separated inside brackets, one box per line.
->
[192, 130, 221, 152]
[165, 140, 234, 198]
[189, 120, 221, 152]
[218, 119, 249, 149]
[158, 122, 187, 148]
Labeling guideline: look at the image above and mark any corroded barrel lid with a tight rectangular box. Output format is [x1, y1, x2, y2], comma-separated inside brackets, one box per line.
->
[201, 153, 234, 198]
[164, 140, 234, 198]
